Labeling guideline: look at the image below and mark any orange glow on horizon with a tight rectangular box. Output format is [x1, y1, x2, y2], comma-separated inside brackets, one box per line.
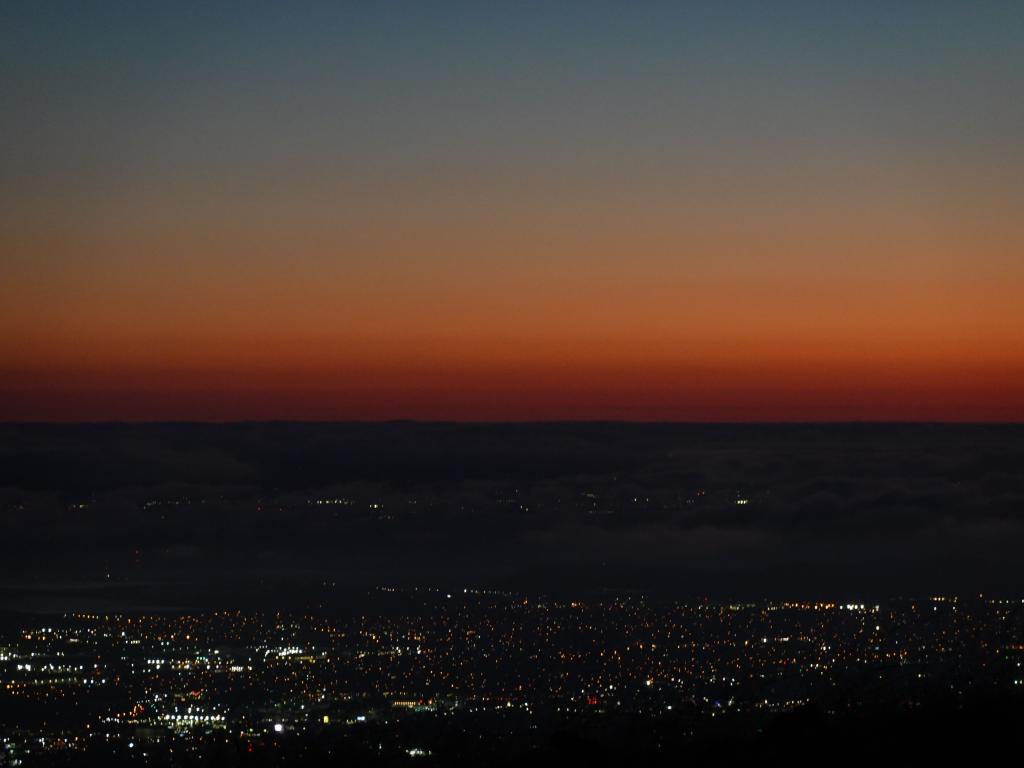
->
[3, 5, 1023, 422]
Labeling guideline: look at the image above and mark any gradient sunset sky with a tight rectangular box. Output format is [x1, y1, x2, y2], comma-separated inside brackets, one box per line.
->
[3, 1, 1023, 421]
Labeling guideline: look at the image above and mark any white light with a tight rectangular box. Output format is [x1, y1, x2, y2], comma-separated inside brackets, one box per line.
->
[273, 723, 284, 733]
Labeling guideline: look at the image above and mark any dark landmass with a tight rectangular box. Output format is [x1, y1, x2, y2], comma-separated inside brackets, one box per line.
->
[2, 423, 1024, 608]
[2, 422, 1024, 764]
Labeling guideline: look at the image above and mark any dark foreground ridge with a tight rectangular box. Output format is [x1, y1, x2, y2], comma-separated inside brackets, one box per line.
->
[1, 589, 1023, 766]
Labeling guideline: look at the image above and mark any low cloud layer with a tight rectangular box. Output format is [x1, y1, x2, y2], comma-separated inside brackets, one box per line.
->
[2, 423, 1023, 606]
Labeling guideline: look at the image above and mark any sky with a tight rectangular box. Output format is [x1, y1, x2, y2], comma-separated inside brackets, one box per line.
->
[2, 1, 1023, 421]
